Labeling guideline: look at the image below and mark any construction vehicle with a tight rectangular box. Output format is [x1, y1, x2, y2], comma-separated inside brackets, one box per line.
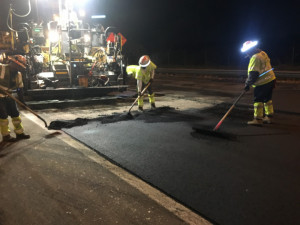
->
[2, 0, 127, 99]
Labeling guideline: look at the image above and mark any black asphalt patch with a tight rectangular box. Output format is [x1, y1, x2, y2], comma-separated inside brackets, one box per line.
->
[63, 107, 300, 225]
[48, 106, 206, 130]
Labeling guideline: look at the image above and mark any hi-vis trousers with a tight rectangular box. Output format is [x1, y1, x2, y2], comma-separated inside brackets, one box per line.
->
[253, 80, 275, 119]
[138, 83, 155, 107]
[0, 97, 24, 136]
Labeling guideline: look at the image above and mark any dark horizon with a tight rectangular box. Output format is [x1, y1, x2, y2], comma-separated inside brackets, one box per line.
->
[1, 0, 299, 67]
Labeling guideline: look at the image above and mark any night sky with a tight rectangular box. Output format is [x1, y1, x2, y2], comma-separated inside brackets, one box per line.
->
[1, 0, 299, 66]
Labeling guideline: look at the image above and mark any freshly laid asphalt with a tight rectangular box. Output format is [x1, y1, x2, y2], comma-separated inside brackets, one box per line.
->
[63, 104, 300, 225]
[0, 114, 203, 225]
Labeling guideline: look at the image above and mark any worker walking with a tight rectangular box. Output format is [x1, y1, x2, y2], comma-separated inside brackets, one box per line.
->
[126, 55, 157, 111]
[0, 55, 30, 142]
[241, 41, 276, 125]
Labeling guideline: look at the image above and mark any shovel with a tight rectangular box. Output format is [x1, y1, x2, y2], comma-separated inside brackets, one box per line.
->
[0, 86, 48, 127]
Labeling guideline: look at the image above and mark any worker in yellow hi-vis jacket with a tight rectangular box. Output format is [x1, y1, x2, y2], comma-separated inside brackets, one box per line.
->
[126, 55, 157, 112]
[0, 55, 30, 142]
[241, 40, 276, 125]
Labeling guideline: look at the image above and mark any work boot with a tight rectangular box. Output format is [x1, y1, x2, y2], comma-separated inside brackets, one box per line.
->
[247, 118, 263, 126]
[263, 116, 272, 124]
[151, 103, 156, 109]
[138, 106, 144, 112]
[16, 133, 31, 140]
[2, 135, 17, 142]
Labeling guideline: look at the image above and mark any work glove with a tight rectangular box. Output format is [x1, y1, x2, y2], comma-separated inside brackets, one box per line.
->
[138, 91, 142, 97]
[244, 84, 250, 92]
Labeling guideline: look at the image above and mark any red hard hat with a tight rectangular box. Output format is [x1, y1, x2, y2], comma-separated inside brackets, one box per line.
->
[8, 55, 27, 69]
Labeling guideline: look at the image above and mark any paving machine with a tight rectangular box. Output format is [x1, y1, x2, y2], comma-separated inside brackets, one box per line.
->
[2, 0, 127, 93]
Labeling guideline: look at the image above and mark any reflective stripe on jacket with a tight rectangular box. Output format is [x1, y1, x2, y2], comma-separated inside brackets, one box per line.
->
[248, 51, 276, 87]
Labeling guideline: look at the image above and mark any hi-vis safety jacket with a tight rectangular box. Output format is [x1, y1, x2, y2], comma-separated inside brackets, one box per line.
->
[126, 62, 157, 92]
[0, 64, 24, 97]
[126, 62, 157, 84]
[248, 51, 276, 87]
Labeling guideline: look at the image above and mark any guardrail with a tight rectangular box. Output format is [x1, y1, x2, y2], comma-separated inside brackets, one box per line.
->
[156, 68, 300, 79]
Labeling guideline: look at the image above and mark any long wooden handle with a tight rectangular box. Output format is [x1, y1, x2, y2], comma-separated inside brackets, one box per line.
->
[0, 87, 48, 127]
[128, 82, 151, 113]
[213, 90, 246, 131]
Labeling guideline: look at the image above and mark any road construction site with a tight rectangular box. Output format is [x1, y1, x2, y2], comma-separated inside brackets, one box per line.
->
[1, 71, 300, 225]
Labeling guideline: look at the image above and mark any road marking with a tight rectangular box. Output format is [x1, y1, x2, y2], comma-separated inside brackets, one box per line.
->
[22, 111, 212, 225]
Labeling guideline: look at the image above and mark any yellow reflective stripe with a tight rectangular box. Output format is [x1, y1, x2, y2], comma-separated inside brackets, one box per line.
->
[0, 118, 10, 136]
[12, 116, 24, 134]
[253, 102, 263, 119]
[264, 100, 274, 116]
[148, 93, 155, 103]
[138, 96, 144, 107]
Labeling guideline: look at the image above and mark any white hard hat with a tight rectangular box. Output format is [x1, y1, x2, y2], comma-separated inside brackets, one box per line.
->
[241, 40, 258, 52]
[139, 55, 151, 67]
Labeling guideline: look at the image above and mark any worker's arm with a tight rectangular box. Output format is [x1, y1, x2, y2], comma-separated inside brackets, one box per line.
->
[244, 71, 259, 91]
[137, 79, 142, 95]
[149, 69, 155, 83]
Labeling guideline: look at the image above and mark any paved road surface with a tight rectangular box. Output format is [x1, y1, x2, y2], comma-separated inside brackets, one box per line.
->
[1, 73, 299, 225]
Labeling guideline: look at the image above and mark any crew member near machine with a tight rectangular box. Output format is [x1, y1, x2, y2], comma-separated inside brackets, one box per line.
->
[241, 40, 276, 125]
[126, 55, 157, 111]
[0, 55, 30, 142]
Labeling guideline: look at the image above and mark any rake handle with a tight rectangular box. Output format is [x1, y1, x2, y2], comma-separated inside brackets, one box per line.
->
[213, 90, 246, 131]
[0, 86, 48, 127]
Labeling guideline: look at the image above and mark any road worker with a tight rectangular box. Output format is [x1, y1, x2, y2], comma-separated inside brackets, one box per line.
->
[0, 55, 30, 142]
[126, 55, 157, 111]
[241, 40, 276, 125]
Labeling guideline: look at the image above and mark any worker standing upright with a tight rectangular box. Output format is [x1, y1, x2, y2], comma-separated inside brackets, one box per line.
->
[241, 40, 276, 125]
[126, 55, 157, 111]
[0, 55, 30, 142]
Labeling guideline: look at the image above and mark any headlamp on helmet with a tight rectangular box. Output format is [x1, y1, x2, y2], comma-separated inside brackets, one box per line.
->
[241, 40, 258, 53]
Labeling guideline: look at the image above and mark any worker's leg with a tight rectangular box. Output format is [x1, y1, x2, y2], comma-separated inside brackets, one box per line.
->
[137, 85, 144, 111]
[7, 98, 30, 139]
[262, 80, 275, 123]
[0, 97, 16, 142]
[248, 86, 264, 125]
[147, 84, 156, 109]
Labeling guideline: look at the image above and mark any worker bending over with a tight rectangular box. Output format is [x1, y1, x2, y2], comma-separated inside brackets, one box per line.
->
[0, 55, 30, 142]
[241, 40, 276, 125]
[126, 55, 157, 111]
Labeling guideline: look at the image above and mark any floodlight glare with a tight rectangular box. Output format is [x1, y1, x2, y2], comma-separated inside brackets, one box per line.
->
[91, 15, 106, 19]
[241, 40, 258, 52]
[79, 10, 86, 17]
[49, 31, 59, 43]
[84, 34, 90, 43]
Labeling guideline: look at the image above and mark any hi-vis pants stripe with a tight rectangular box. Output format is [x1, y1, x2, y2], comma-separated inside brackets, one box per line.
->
[264, 100, 274, 116]
[138, 93, 155, 107]
[253, 102, 264, 119]
[0, 118, 10, 136]
[0, 117, 24, 136]
[12, 116, 24, 134]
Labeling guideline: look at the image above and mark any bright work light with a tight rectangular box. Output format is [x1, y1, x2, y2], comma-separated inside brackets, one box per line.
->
[241, 40, 258, 52]
[91, 15, 106, 19]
